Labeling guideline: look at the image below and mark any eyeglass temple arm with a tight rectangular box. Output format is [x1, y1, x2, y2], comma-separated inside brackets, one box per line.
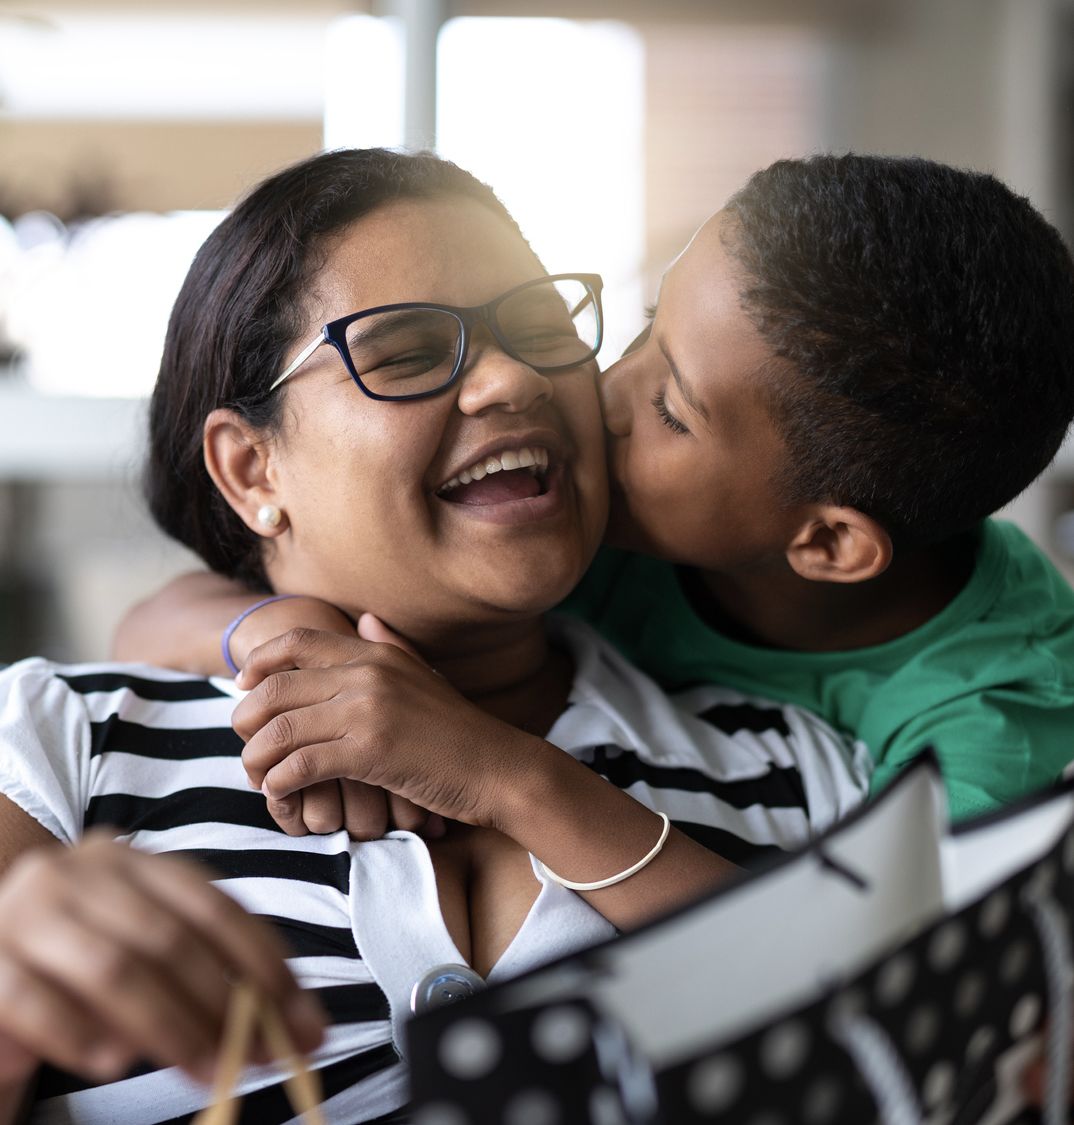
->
[268, 334, 327, 393]
[569, 289, 596, 319]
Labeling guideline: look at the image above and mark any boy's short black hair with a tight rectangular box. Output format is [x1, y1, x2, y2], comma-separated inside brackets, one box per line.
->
[722, 154, 1074, 546]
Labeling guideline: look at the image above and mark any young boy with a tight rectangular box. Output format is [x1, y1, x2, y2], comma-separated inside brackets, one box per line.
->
[572, 153, 1074, 823]
[116, 153, 1074, 826]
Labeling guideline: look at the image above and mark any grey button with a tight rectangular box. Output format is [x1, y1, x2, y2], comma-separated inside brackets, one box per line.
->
[411, 964, 486, 1014]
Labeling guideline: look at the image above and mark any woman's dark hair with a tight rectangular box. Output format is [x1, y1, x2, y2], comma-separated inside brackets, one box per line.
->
[146, 147, 527, 588]
[722, 153, 1074, 546]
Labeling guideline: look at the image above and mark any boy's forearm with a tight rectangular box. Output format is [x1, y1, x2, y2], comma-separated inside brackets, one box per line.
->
[112, 571, 263, 674]
[112, 571, 355, 676]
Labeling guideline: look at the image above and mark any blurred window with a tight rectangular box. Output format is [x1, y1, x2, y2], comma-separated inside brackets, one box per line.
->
[323, 15, 406, 151]
[0, 14, 326, 119]
[436, 18, 645, 365]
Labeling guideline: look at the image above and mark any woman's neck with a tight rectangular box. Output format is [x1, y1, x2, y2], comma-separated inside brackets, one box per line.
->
[403, 618, 574, 738]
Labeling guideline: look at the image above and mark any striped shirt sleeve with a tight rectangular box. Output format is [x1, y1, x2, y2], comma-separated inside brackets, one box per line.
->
[0, 657, 93, 844]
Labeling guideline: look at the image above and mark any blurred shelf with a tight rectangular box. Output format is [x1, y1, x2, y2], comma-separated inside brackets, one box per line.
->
[0, 383, 147, 481]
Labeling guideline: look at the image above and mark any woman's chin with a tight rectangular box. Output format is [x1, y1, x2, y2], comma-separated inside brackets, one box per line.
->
[441, 564, 591, 626]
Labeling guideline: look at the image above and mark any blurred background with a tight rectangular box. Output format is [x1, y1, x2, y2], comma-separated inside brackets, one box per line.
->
[0, 0, 1071, 661]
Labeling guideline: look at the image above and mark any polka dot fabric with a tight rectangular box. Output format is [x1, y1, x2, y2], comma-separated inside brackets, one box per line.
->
[411, 999, 616, 1124]
[409, 770, 1074, 1124]
[656, 845, 1058, 1124]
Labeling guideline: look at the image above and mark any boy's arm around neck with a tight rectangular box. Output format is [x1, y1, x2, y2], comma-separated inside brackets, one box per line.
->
[112, 570, 353, 675]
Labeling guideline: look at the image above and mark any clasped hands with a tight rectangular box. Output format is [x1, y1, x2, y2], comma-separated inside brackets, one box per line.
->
[232, 615, 543, 842]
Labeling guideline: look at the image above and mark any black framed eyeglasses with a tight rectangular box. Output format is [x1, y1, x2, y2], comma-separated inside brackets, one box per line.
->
[268, 273, 604, 401]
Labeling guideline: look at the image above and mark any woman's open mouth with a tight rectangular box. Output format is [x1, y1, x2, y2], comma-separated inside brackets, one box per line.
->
[436, 446, 551, 506]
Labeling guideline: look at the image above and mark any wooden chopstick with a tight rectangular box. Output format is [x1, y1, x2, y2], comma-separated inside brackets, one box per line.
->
[191, 983, 324, 1125]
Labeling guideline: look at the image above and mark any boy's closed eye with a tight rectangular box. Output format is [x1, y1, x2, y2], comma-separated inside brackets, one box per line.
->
[651, 387, 690, 435]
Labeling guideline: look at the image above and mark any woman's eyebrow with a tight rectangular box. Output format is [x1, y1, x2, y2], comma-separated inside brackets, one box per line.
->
[345, 309, 438, 341]
[659, 337, 710, 422]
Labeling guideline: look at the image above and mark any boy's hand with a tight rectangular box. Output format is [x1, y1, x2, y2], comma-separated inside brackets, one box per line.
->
[0, 834, 325, 1084]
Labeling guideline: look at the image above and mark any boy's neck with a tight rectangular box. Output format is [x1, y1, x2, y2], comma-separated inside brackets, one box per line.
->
[686, 531, 978, 653]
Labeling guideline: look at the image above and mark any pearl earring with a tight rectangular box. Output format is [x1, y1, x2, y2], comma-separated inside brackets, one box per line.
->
[257, 504, 283, 530]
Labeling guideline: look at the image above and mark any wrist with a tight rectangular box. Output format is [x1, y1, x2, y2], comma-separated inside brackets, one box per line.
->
[222, 595, 300, 675]
[483, 731, 572, 838]
[499, 747, 686, 893]
[227, 596, 354, 671]
[492, 734, 603, 847]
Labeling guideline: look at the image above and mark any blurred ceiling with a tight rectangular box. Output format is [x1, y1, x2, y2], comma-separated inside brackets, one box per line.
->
[0, 0, 903, 29]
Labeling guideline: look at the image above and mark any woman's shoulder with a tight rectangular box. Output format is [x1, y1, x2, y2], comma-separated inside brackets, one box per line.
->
[0, 658, 101, 846]
[549, 614, 829, 759]
[0, 656, 92, 726]
[0, 660, 240, 759]
[1, 656, 227, 689]
[547, 615, 871, 841]
[0, 660, 240, 842]
[1, 658, 236, 716]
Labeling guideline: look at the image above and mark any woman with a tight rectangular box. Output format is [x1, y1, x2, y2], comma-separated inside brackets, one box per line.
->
[0, 149, 866, 1123]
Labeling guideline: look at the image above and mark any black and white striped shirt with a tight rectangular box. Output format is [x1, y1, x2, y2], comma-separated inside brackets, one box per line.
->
[0, 617, 870, 1123]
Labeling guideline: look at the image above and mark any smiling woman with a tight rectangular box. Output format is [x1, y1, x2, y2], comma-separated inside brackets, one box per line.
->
[0, 149, 867, 1124]
[195, 192, 608, 636]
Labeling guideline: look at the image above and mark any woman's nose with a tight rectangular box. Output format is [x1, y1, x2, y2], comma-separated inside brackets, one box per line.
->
[599, 352, 635, 437]
[454, 341, 555, 416]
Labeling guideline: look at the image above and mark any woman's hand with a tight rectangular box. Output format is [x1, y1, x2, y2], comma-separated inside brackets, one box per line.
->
[235, 617, 446, 840]
[0, 833, 325, 1085]
[234, 626, 545, 835]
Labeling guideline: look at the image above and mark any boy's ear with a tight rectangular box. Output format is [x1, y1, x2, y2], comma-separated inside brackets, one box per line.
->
[203, 409, 288, 538]
[785, 505, 892, 583]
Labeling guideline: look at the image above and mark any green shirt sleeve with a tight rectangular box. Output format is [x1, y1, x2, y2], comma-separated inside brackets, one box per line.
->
[870, 687, 1074, 821]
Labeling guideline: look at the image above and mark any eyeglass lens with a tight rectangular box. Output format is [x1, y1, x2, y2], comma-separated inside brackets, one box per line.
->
[344, 277, 598, 398]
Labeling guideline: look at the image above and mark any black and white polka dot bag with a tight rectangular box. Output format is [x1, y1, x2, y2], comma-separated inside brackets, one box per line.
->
[408, 756, 1074, 1124]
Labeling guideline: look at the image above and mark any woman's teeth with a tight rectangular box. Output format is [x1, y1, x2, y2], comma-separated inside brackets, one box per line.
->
[438, 446, 550, 495]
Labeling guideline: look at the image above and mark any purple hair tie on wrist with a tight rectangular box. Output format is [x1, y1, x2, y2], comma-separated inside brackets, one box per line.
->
[221, 594, 300, 676]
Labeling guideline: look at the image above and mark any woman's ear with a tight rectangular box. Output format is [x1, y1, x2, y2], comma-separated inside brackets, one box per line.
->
[785, 506, 892, 583]
[203, 409, 288, 538]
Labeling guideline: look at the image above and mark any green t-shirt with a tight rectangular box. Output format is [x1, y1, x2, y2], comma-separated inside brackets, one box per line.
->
[563, 519, 1074, 822]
